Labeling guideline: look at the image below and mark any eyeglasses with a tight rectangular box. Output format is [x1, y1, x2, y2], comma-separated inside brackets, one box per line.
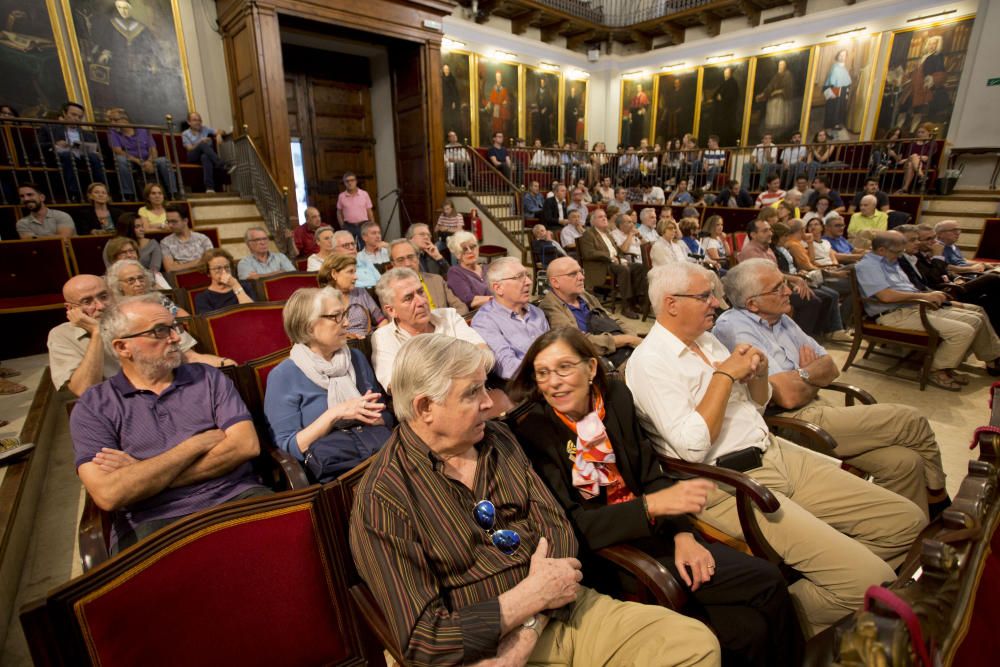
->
[534, 359, 586, 383]
[549, 269, 584, 280]
[68, 291, 112, 308]
[247, 237, 269, 243]
[337, 242, 357, 250]
[497, 271, 530, 282]
[459, 243, 478, 253]
[117, 322, 185, 341]
[749, 280, 791, 300]
[122, 275, 147, 285]
[319, 311, 348, 324]
[392, 253, 418, 264]
[208, 266, 231, 274]
[672, 290, 716, 303]
[473, 499, 521, 555]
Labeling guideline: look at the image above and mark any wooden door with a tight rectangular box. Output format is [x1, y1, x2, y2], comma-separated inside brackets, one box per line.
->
[287, 74, 377, 227]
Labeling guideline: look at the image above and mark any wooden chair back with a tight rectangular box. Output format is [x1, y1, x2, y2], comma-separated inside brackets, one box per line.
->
[190, 302, 289, 364]
[68, 234, 113, 276]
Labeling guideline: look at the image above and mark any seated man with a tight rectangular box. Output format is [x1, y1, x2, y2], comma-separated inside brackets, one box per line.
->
[70, 294, 269, 552]
[181, 112, 229, 193]
[717, 179, 754, 208]
[371, 268, 485, 390]
[805, 176, 846, 214]
[48, 275, 234, 397]
[637, 207, 661, 244]
[642, 182, 666, 205]
[523, 180, 545, 219]
[107, 108, 176, 200]
[821, 214, 864, 264]
[349, 334, 720, 667]
[848, 178, 890, 215]
[237, 225, 295, 279]
[935, 219, 992, 273]
[856, 231, 1000, 388]
[405, 222, 450, 276]
[714, 259, 949, 518]
[559, 209, 585, 250]
[359, 221, 390, 265]
[160, 206, 214, 274]
[577, 208, 648, 319]
[566, 186, 589, 220]
[16, 183, 75, 239]
[444, 131, 469, 187]
[388, 239, 467, 313]
[532, 224, 567, 268]
[471, 257, 550, 380]
[626, 262, 927, 637]
[293, 207, 324, 258]
[332, 230, 381, 289]
[44, 102, 107, 202]
[847, 195, 888, 237]
[540, 257, 642, 369]
[540, 183, 569, 231]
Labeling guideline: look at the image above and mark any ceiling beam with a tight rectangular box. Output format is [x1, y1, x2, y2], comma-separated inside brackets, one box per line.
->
[658, 20, 685, 45]
[737, 0, 761, 28]
[541, 19, 571, 43]
[473, 0, 498, 24]
[699, 10, 721, 38]
[792, 0, 807, 17]
[566, 29, 598, 51]
[629, 30, 653, 51]
[510, 9, 541, 35]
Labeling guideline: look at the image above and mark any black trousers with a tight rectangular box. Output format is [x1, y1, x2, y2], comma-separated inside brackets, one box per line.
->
[955, 272, 1000, 330]
[790, 291, 826, 337]
[607, 261, 647, 303]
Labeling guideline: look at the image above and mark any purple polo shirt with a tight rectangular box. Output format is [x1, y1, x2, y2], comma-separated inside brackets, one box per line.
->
[71, 363, 258, 543]
[109, 127, 155, 160]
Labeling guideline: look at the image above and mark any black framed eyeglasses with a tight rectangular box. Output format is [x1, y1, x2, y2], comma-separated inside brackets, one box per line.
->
[118, 322, 185, 341]
[319, 311, 348, 324]
[473, 499, 521, 555]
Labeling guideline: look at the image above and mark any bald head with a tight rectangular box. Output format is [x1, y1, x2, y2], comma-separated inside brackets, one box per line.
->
[546, 257, 585, 301]
[63, 274, 111, 319]
[305, 207, 321, 229]
[860, 194, 878, 216]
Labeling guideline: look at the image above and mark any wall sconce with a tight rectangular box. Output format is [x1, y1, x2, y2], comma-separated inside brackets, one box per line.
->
[566, 69, 590, 80]
[705, 53, 735, 64]
[491, 50, 517, 61]
[826, 27, 866, 39]
[621, 70, 648, 80]
[538, 62, 561, 72]
[442, 37, 466, 51]
[762, 41, 795, 53]
[660, 62, 687, 72]
[907, 9, 957, 23]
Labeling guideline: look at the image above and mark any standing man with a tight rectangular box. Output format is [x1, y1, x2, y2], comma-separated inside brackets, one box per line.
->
[160, 205, 214, 273]
[336, 172, 375, 249]
[181, 112, 230, 194]
[16, 183, 76, 239]
[294, 206, 324, 258]
[237, 226, 295, 279]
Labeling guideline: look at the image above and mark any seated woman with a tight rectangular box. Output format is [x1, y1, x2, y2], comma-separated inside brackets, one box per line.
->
[434, 198, 464, 259]
[316, 254, 387, 338]
[264, 287, 394, 482]
[506, 328, 802, 667]
[104, 236, 171, 289]
[75, 183, 123, 235]
[306, 225, 336, 272]
[650, 218, 690, 266]
[106, 212, 163, 273]
[106, 258, 176, 304]
[770, 221, 845, 337]
[137, 183, 168, 231]
[446, 230, 492, 309]
[700, 215, 732, 268]
[194, 248, 255, 314]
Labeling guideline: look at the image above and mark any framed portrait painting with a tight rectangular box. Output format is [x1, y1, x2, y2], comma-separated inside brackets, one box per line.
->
[696, 59, 749, 147]
[563, 77, 587, 145]
[62, 0, 192, 124]
[619, 76, 653, 149]
[805, 35, 881, 142]
[0, 0, 73, 117]
[476, 58, 519, 146]
[874, 16, 975, 139]
[747, 49, 812, 144]
[441, 50, 473, 144]
[653, 70, 698, 147]
[524, 67, 560, 146]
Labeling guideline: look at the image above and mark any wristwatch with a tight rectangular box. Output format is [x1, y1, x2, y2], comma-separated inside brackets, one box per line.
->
[522, 614, 541, 636]
[797, 368, 811, 384]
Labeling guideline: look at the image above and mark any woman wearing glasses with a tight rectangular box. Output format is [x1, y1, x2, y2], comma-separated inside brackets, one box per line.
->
[106, 259, 185, 315]
[446, 230, 493, 309]
[316, 254, 387, 338]
[507, 328, 802, 667]
[264, 287, 393, 482]
[306, 225, 337, 272]
[194, 249, 255, 314]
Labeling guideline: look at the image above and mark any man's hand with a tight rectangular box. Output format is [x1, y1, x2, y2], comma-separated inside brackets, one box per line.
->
[799, 344, 818, 367]
[789, 276, 814, 299]
[67, 307, 100, 335]
[420, 239, 444, 260]
[674, 533, 715, 592]
[924, 291, 948, 307]
[646, 479, 716, 517]
[612, 334, 643, 348]
[525, 537, 582, 610]
[92, 448, 138, 472]
[716, 343, 763, 381]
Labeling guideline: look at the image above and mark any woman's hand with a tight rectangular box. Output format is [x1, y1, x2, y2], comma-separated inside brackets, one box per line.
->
[330, 390, 385, 425]
[674, 533, 715, 591]
[645, 479, 715, 517]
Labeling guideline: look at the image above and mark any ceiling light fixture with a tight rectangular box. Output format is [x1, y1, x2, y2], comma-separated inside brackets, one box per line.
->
[826, 27, 866, 39]
[441, 37, 465, 51]
[660, 62, 687, 72]
[538, 61, 561, 71]
[705, 53, 735, 63]
[762, 41, 795, 53]
[906, 9, 957, 23]
[566, 69, 590, 80]
[491, 49, 517, 61]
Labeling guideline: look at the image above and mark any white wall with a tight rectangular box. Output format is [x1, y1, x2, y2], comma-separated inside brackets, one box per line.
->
[176, 0, 233, 130]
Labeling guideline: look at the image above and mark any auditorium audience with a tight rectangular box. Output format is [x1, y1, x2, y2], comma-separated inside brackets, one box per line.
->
[48, 275, 120, 396]
[349, 334, 721, 667]
[327, 230, 380, 288]
[700, 215, 731, 267]
[770, 221, 845, 338]
[137, 183, 168, 230]
[742, 133, 778, 190]
[754, 174, 785, 209]
[434, 199, 464, 256]
[532, 224, 568, 268]
[559, 209, 586, 249]
[847, 195, 889, 237]
[541, 183, 569, 231]
[821, 214, 865, 264]
[107, 107, 176, 199]
[181, 111, 230, 194]
[107, 259, 180, 309]
[316, 254, 387, 337]
[405, 222, 451, 276]
[16, 183, 75, 239]
[848, 177, 891, 214]
[357, 222, 389, 265]
[717, 179, 753, 208]
[294, 206, 324, 257]
[897, 125, 935, 194]
[805, 177, 845, 214]
[507, 327, 802, 667]
[636, 207, 660, 244]
[446, 231, 493, 309]
[263, 287, 393, 482]
[523, 180, 545, 218]
[306, 225, 336, 272]
[651, 218, 689, 266]
[935, 220, 991, 273]
[70, 294, 267, 552]
[389, 239, 468, 313]
[195, 249, 254, 314]
[75, 183, 122, 235]
[44, 102, 106, 203]
[160, 206, 214, 273]
[237, 225, 294, 279]
[610, 216, 641, 262]
[577, 209, 647, 319]
[624, 262, 926, 637]
[566, 186, 590, 220]
[805, 218, 838, 268]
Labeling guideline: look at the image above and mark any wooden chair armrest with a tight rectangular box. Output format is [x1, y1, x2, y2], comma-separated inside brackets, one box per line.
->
[78, 494, 110, 573]
[823, 382, 877, 406]
[765, 415, 838, 457]
[349, 583, 407, 667]
[269, 448, 310, 490]
[594, 544, 687, 611]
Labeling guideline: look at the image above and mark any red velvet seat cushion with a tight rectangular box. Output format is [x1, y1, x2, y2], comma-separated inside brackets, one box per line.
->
[0, 238, 73, 298]
[76, 507, 350, 666]
[261, 274, 319, 302]
[70, 235, 114, 276]
[205, 307, 289, 364]
[0, 293, 65, 311]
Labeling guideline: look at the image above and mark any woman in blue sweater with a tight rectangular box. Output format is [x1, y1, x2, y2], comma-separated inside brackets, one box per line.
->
[264, 287, 393, 481]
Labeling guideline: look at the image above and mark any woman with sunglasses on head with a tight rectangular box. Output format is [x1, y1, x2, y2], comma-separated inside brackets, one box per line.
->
[446, 230, 493, 309]
[194, 248, 255, 314]
[264, 287, 393, 482]
[507, 327, 802, 667]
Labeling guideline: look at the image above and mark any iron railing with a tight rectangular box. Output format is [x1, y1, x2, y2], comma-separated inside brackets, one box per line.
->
[531, 0, 716, 28]
[228, 127, 294, 256]
[447, 144, 530, 254]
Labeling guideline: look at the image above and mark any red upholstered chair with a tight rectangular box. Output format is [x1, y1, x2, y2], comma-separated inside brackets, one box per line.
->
[69, 234, 114, 275]
[22, 485, 382, 667]
[974, 218, 1000, 262]
[172, 267, 212, 291]
[294, 256, 309, 271]
[191, 302, 289, 364]
[0, 238, 75, 356]
[255, 271, 320, 302]
[478, 244, 507, 263]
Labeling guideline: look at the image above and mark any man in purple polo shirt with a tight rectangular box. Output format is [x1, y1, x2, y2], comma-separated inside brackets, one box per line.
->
[107, 108, 177, 200]
[70, 294, 269, 552]
[336, 171, 374, 249]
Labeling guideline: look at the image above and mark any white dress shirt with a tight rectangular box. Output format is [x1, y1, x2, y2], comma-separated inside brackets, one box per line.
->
[625, 322, 771, 464]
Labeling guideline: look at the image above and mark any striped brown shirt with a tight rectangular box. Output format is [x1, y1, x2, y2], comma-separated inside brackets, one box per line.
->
[349, 421, 577, 666]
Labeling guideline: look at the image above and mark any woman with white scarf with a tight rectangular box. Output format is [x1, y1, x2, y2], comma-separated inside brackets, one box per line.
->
[264, 287, 393, 481]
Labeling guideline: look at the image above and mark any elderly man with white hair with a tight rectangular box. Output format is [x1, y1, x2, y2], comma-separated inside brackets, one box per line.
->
[934, 219, 992, 274]
[625, 261, 926, 637]
[331, 229, 381, 288]
[350, 334, 721, 667]
[371, 268, 486, 390]
[847, 194, 888, 237]
[713, 259, 949, 518]
[471, 257, 550, 379]
[237, 225, 295, 279]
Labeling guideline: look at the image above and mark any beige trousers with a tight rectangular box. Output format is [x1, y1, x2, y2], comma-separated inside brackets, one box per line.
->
[877, 303, 1000, 370]
[697, 437, 926, 638]
[528, 586, 720, 666]
[783, 400, 945, 515]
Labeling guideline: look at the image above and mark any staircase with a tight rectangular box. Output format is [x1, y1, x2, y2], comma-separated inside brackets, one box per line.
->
[921, 188, 1000, 257]
[450, 147, 529, 260]
[186, 192, 275, 259]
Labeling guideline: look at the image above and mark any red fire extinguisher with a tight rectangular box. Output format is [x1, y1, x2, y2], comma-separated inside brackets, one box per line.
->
[470, 208, 483, 242]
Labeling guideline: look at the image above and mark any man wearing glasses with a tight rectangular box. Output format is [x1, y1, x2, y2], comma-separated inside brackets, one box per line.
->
[626, 262, 926, 638]
[237, 225, 295, 280]
[388, 239, 468, 314]
[69, 294, 270, 552]
[331, 230, 381, 288]
[336, 171, 374, 249]
[471, 257, 550, 379]
[350, 334, 719, 667]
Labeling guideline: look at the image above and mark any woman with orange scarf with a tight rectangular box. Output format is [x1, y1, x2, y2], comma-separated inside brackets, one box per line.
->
[507, 328, 801, 667]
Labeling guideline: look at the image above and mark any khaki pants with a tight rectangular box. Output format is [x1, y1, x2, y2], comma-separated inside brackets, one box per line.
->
[528, 586, 720, 666]
[697, 437, 926, 638]
[877, 303, 1000, 370]
[783, 400, 945, 515]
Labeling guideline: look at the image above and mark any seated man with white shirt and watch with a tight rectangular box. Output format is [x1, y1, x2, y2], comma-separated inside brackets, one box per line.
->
[624, 261, 926, 638]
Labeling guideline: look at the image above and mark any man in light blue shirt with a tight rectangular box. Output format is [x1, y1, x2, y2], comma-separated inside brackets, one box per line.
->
[471, 257, 549, 379]
[237, 225, 295, 279]
[637, 207, 660, 244]
[331, 230, 381, 288]
[522, 181, 545, 218]
[935, 219, 990, 274]
[713, 258, 948, 517]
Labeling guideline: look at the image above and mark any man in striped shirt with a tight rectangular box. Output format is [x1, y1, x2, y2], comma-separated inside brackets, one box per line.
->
[350, 335, 719, 667]
[754, 174, 786, 209]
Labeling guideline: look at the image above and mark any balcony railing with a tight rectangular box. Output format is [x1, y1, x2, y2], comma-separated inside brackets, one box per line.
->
[532, 0, 716, 28]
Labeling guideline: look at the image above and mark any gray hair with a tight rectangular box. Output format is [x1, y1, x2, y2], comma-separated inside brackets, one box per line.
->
[722, 258, 778, 308]
[485, 257, 523, 294]
[389, 238, 418, 259]
[243, 225, 269, 243]
[532, 224, 547, 239]
[375, 267, 420, 308]
[99, 293, 164, 356]
[933, 219, 959, 233]
[360, 221, 380, 235]
[788, 218, 805, 234]
[647, 262, 713, 316]
[106, 259, 154, 297]
[860, 194, 878, 206]
[391, 334, 494, 423]
[871, 231, 905, 253]
[895, 224, 919, 235]
[639, 207, 656, 224]
[332, 230, 354, 247]
[447, 230, 477, 257]
[282, 286, 344, 344]
[405, 223, 430, 240]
